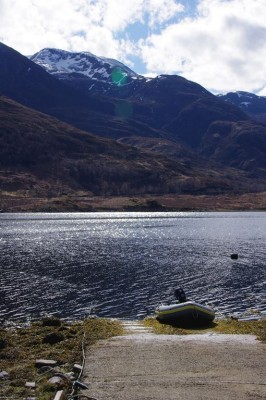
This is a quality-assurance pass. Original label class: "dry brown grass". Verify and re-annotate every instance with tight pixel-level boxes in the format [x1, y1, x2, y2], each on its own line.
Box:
[0, 317, 124, 399]
[143, 317, 266, 342]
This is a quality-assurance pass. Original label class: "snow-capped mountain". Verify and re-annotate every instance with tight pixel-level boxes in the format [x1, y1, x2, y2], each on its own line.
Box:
[29, 48, 146, 98]
[30, 48, 139, 80]
[218, 91, 266, 124]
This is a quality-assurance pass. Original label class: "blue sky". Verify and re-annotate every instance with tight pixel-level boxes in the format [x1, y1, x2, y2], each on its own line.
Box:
[0, 0, 265, 95]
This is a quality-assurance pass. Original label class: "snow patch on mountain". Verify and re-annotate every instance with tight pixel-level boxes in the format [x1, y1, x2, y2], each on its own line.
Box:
[29, 48, 141, 83]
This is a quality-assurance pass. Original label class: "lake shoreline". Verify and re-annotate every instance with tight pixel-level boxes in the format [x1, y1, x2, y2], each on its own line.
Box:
[1, 191, 266, 212]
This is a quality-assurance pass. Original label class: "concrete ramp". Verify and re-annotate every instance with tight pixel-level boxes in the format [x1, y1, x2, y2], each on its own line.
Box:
[81, 320, 266, 400]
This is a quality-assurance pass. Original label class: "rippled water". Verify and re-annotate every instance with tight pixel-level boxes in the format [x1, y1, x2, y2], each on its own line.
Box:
[0, 212, 265, 322]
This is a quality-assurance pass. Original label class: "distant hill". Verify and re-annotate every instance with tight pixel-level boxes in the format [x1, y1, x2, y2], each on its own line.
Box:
[218, 91, 266, 125]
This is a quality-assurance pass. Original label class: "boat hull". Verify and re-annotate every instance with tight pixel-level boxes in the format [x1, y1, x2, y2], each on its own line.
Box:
[155, 301, 215, 324]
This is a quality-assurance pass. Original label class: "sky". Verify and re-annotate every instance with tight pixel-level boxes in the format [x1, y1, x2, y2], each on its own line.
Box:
[0, 0, 266, 95]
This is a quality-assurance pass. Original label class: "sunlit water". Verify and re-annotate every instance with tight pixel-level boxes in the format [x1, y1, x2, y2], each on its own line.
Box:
[0, 212, 265, 322]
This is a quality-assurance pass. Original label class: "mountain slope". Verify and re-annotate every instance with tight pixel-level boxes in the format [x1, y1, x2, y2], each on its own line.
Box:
[0, 95, 177, 196]
[201, 120, 266, 177]
[1, 95, 262, 198]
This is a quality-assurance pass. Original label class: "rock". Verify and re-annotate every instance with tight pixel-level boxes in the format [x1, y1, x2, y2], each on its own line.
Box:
[25, 381, 36, 388]
[0, 370, 9, 379]
[48, 376, 64, 385]
[35, 359, 57, 368]
[73, 363, 82, 373]
[53, 390, 64, 400]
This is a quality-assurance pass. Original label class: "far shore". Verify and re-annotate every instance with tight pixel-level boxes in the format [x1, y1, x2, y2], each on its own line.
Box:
[1, 191, 266, 212]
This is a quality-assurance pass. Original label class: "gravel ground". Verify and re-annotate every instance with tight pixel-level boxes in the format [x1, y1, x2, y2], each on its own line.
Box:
[81, 321, 266, 400]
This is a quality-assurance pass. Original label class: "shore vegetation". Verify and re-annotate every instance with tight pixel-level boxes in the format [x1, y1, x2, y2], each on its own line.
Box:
[0, 316, 124, 399]
[143, 317, 266, 342]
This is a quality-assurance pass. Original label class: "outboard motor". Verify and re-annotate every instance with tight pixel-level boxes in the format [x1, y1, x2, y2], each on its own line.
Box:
[174, 287, 186, 303]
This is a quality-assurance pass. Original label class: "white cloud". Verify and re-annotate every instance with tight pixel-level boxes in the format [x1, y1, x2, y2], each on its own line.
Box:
[0, 0, 183, 61]
[144, 0, 184, 28]
[99, 0, 144, 31]
[0, 0, 265, 93]
[138, 0, 266, 93]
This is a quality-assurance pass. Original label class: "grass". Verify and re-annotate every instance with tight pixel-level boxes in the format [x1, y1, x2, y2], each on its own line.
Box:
[143, 317, 266, 342]
[0, 317, 124, 399]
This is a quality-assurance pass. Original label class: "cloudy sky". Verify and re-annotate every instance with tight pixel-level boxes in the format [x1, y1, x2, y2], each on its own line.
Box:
[0, 0, 265, 95]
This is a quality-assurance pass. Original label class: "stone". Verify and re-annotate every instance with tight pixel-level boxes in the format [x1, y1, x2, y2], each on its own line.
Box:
[48, 376, 64, 385]
[0, 370, 9, 379]
[73, 363, 82, 373]
[25, 381, 36, 388]
[53, 390, 64, 400]
[35, 359, 57, 368]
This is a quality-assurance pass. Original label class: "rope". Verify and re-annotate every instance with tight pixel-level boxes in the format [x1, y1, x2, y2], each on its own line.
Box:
[68, 304, 98, 400]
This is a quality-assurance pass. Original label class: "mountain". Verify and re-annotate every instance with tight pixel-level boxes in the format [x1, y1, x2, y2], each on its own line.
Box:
[30, 48, 146, 99]
[2, 95, 257, 202]
[1, 42, 266, 190]
[29, 47, 252, 150]
[0, 42, 160, 140]
[218, 91, 266, 125]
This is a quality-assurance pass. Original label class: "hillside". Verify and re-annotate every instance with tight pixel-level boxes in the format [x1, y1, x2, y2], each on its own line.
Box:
[0, 96, 180, 197]
[3, 96, 259, 197]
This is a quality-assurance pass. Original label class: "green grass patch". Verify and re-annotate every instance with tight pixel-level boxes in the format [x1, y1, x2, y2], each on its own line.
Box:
[143, 317, 266, 342]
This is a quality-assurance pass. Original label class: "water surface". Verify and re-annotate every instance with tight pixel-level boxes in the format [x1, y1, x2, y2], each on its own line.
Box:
[0, 212, 265, 322]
